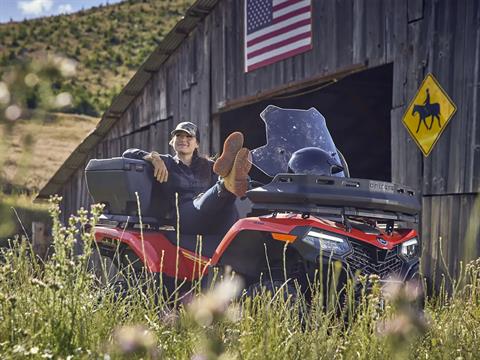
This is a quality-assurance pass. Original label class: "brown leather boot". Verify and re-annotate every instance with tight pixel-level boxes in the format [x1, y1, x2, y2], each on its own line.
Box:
[213, 131, 244, 177]
[223, 148, 252, 197]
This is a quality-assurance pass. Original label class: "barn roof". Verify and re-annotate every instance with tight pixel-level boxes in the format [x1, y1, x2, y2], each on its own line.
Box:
[36, 0, 218, 200]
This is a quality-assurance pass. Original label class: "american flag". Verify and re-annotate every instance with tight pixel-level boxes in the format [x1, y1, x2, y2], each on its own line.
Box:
[244, 0, 312, 72]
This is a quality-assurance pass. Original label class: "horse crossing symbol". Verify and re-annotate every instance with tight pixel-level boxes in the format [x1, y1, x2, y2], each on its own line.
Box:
[402, 73, 456, 157]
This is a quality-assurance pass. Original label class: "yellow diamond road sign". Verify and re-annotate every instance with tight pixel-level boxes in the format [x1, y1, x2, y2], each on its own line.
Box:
[402, 73, 457, 157]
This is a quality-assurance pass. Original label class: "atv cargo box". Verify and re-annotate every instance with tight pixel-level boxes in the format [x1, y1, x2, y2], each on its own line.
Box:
[85, 157, 171, 226]
[247, 174, 421, 222]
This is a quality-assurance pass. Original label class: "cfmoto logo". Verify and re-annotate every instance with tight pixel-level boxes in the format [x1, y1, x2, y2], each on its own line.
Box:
[377, 238, 388, 246]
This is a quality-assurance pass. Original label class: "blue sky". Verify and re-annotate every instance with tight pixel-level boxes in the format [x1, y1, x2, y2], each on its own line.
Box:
[0, 0, 123, 23]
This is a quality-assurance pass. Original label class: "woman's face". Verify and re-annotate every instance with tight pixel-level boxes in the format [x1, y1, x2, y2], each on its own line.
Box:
[172, 132, 199, 156]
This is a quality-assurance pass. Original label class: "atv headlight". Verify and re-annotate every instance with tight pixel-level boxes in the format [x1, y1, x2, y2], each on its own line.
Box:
[400, 237, 419, 260]
[302, 230, 350, 256]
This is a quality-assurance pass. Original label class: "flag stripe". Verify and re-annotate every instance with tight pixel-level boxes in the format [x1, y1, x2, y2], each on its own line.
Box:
[273, 0, 303, 12]
[247, 18, 311, 46]
[247, 44, 312, 71]
[246, 12, 311, 42]
[273, 0, 310, 18]
[247, 31, 311, 59]
[247, 37, 312, 66]
[272, 5, 311, 23]
[272, 0, 293, 5]
[247, 23, 311, 52]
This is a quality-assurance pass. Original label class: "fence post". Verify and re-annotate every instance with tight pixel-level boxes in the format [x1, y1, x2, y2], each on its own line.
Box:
[32, 222, 48, 260]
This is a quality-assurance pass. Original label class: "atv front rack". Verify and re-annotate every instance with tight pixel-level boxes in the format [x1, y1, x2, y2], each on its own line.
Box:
[246, 174, 421, 223]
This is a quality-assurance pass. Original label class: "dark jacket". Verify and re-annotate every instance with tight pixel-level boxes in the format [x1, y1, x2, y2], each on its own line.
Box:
[122, 148, 217, 207]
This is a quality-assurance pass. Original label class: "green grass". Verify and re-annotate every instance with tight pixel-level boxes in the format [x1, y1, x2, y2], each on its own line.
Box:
[0, 198, 479, 359]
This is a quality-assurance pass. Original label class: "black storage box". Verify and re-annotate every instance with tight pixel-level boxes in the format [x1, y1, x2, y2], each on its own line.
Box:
[85, 157, 163, 221]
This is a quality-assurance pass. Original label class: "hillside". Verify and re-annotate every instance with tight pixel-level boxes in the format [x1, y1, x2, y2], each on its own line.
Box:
[0, 0, 195, 116]
[0, 0, 195, 192]
[0, 0, 195, 240]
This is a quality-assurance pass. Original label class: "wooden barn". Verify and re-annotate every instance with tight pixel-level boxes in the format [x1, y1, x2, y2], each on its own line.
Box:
[37, 0, 479, 279]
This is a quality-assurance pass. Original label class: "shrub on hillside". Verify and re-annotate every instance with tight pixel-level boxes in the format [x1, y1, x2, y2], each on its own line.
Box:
[109, 35, 121, 46]
[65, 94, 99, 117]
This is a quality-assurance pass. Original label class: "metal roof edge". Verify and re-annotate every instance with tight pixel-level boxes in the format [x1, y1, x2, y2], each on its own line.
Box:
[35, 0, 219, 202]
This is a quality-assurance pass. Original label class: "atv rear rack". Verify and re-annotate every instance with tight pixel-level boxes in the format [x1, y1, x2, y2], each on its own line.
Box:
[247, 174, 421, 223]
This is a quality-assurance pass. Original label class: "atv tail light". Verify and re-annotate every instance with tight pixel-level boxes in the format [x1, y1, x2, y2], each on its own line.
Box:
[400, 237, 419, 260]
[271, 232, 297, 243]
[302, 230, 350, 256]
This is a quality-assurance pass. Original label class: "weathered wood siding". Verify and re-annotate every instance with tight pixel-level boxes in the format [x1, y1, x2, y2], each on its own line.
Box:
[422, 194, 480, 283]
[57, 0, 480, 277]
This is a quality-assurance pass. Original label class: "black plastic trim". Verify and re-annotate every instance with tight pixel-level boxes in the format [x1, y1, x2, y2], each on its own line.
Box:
[247, 174, 420, 222]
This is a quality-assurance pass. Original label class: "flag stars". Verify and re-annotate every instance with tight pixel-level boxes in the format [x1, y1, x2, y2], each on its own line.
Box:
[247, 0, 272, 33]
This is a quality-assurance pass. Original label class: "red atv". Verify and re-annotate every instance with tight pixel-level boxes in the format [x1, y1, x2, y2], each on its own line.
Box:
[86, 106, 421, 300]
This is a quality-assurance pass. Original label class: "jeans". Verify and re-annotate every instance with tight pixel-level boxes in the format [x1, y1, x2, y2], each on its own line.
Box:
[176, 181, 238, 236]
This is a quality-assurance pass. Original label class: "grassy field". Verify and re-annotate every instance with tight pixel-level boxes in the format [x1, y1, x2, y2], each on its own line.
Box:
[0, 112, 98, 241]
[0, 200, 479, 359]
[0, 113, 98, 193]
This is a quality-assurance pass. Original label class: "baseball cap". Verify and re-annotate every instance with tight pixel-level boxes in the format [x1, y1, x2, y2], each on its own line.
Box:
[171, 122, 200, 141]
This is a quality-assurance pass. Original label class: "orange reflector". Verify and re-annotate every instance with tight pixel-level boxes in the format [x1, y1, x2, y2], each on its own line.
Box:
[271, 232, 297, 243]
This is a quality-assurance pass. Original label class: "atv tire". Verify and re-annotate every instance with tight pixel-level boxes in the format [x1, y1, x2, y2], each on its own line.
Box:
[246, 280, 298, 302]
[88, 247, 128, 296]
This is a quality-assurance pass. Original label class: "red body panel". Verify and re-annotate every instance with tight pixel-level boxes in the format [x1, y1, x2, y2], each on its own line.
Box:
[95, 213, 418, 277]
[94, 227, 209, 280]
[210, 214, 417, 265]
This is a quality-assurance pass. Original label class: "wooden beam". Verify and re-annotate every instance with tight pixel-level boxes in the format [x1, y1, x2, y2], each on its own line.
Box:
[210, 114, 221, 156]
[214, 63, 368, 114]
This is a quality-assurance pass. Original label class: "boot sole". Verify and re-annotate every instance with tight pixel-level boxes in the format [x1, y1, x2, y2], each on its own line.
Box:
[224, 148, 252, 197]
[213, 132, 244, 177]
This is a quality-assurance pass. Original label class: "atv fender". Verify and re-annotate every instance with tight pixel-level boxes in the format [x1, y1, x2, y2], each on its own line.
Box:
[210, 218, 307, 279]
[94, 226, 209, 280]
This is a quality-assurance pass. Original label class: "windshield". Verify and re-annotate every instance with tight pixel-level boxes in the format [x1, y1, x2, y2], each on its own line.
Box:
[252, 106, 342, 177]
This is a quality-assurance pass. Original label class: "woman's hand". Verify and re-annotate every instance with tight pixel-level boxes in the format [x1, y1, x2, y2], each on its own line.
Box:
[143, 151, 168, 183]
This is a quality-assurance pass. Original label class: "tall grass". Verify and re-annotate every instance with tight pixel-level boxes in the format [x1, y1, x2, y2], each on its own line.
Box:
[0, 198, 479, 359]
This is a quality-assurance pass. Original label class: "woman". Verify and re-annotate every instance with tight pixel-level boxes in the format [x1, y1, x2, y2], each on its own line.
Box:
[123, 121, 251, 235]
